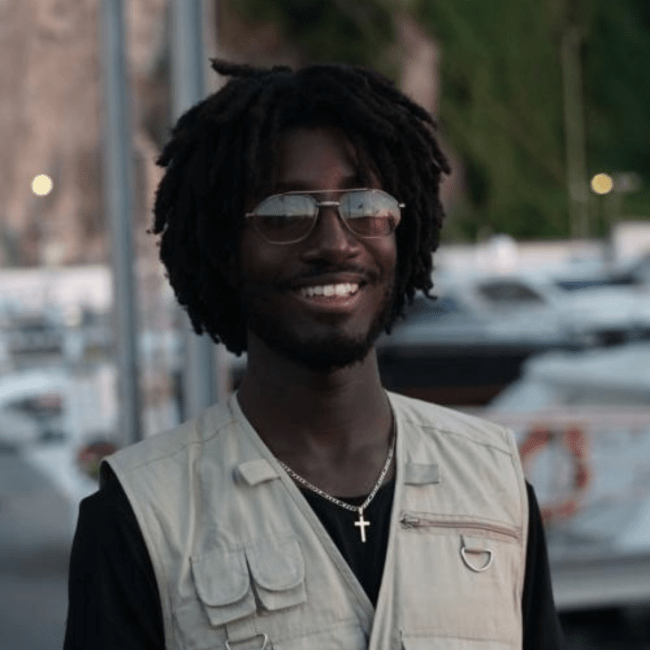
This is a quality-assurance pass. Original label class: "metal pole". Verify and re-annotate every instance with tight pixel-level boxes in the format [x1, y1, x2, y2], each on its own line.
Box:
[99, 0, 142, 444]
[171, 0, 218, 418]
[561, 28, 589, 241]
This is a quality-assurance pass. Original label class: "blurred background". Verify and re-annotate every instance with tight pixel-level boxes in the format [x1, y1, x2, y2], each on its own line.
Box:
[1, 1, 650, 648]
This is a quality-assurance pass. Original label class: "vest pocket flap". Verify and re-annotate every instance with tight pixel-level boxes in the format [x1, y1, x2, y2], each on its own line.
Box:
[274, 625, 368, 650]
[403, 638, 512, 650]
[191, 547, 251, 606]
[246, 537, 304, 591]
[246, 536, 307, 612]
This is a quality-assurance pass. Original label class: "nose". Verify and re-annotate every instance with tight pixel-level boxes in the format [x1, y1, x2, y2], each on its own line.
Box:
[300, 205, 360, 262]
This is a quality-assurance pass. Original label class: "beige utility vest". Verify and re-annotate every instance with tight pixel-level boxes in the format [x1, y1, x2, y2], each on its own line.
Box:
[106, 391, 528, 650]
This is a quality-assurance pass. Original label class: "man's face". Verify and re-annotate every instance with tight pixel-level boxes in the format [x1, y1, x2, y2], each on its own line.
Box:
[236, 126, 398, 371]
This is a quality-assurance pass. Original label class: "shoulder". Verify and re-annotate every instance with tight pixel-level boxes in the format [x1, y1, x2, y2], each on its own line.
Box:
[107, 398, 237, 474]
[72, 466, 148, 558]
[387, 390, 516, 455]
[389, 391, 529, 557]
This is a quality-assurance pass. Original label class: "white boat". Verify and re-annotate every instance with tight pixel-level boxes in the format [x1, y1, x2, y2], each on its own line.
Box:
[378, 266, 650, 406]
[482, 343, 650, 610]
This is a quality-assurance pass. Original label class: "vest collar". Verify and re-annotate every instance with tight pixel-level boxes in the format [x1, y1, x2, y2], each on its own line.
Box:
[229, 392, 442, 489]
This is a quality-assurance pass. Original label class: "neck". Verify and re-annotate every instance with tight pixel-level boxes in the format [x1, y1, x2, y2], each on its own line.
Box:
[237, 334, 392, 460]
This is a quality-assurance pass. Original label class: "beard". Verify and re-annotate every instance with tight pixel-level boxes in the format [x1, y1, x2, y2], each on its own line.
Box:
[243, 278, 396, 372]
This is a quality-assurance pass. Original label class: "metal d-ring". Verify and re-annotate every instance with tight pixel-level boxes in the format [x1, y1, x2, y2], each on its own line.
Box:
[225, 633, 269, 650]
[461, 546, 493, 572]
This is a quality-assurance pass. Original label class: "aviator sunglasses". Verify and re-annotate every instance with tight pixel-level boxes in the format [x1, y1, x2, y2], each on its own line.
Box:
[245, 188, 404, 245]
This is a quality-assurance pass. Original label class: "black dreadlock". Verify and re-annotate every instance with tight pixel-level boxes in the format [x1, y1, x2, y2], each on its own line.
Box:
[153, 59, 450, 355]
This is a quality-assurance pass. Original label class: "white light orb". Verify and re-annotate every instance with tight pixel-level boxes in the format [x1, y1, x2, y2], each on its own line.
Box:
[590, 173, 614, 195]
[31, 174, 53, 196]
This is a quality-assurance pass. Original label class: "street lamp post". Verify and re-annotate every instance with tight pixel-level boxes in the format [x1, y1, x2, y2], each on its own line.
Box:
[170, 0, 223, 420]
[99, 0, 142, 445]
[562, 28, 589, 241]
[590, 172, 643, 262]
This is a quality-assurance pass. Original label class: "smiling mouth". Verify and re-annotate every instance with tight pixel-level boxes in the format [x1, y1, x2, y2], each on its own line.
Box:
[298, 282, 360, 299]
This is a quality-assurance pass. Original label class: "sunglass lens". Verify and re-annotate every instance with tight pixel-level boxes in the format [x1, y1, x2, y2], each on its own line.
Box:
[251, 194, 316, 243]
[340, 190, 401, 237]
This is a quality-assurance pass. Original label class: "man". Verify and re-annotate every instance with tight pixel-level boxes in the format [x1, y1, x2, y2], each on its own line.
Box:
[65, 60, 563, 649]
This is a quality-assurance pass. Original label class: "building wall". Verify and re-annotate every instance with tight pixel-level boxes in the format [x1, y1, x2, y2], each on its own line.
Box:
[0, 0, 167, 267]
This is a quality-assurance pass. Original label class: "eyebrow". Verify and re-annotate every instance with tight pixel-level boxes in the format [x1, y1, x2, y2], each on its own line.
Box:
[272, 175, 365, 194]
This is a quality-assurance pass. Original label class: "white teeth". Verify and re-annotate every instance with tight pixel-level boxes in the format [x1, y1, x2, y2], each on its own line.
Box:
[299, 283, 359, 298]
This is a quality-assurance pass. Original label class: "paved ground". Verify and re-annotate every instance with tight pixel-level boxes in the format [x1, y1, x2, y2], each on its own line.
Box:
[1, 448, 649, 650]
[0, 451, 71, 650]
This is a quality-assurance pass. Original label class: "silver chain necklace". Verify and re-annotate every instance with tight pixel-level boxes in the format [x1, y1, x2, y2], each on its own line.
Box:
[278, 437, 395, 543]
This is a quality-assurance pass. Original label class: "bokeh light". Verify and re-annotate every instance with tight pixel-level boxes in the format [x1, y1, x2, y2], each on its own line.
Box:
[31, 174, 53, 196]
[590, 173, 614, 195]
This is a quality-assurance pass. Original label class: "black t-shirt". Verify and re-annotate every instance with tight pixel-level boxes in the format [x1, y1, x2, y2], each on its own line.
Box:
[64, 465, 564, 650]
[302, 480, 395, 605]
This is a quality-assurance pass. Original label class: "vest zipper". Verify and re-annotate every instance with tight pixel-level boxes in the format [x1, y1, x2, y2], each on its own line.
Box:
[399, 512, 521, 542]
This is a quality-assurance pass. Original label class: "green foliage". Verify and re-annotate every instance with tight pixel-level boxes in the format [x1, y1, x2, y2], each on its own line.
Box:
[224, 0, 650, 240]
[414, 0, 569, 240]
[416, 0, 650, 240]
[581, 0, 650, 223]
[584, 1, 650, 177]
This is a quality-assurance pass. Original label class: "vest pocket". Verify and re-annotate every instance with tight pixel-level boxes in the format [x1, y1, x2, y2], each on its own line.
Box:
[188, 535, 308, 632]
[397, 512, 522, 642]
[191, 545, 257, 627]
[273, 625, 368, 650]
[246, 535, 306, 612]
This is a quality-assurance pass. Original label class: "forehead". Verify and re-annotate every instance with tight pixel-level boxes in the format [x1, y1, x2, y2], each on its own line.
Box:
[273, 126, 366, 192]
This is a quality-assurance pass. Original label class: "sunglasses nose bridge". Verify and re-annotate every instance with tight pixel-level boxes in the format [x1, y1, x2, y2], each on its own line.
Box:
[308, 199, 356, 244]
[315, 200, 343, 217]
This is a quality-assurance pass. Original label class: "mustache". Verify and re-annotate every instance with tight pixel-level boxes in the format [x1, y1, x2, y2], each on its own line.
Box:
[279, 264, 382, 290]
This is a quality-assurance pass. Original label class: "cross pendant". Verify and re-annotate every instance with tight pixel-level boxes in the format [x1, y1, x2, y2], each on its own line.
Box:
[354, 509, 370, 543]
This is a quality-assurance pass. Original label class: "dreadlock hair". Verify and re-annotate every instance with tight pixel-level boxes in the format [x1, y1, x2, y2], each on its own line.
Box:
[153, 59, 450, 355]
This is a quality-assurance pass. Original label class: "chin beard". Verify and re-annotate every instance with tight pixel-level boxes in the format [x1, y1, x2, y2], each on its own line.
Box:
[252, 322, 384, 372]
[245, 285, 395, 372]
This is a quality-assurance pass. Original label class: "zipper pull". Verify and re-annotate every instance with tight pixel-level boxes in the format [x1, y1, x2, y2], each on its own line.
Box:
[400, 514, 421, 528]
